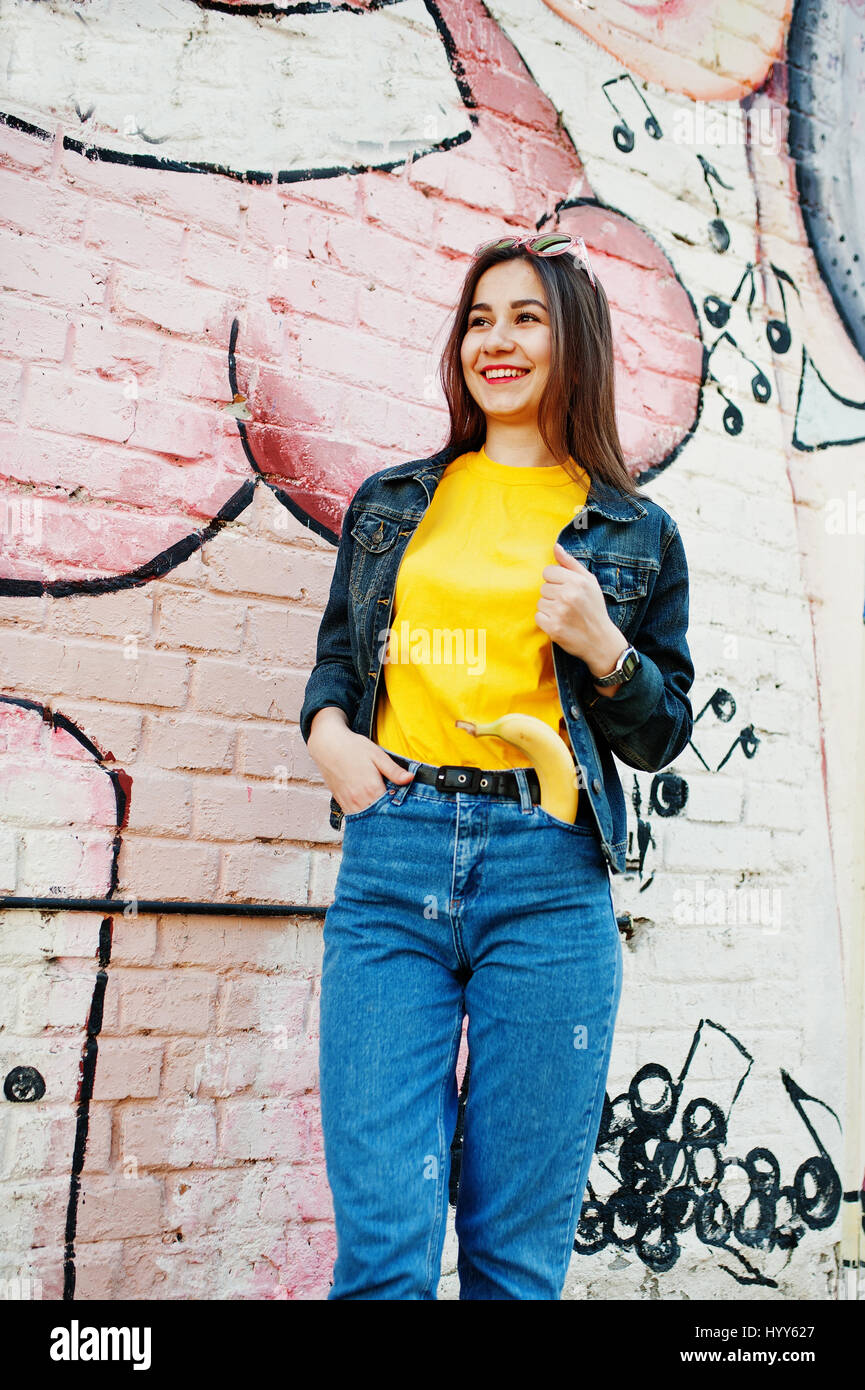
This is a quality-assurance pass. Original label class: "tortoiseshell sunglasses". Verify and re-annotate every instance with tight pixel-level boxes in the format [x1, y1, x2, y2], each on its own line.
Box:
[472, 232, 598, 296]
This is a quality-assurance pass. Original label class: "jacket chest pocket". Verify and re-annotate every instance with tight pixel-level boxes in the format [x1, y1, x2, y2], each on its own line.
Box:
[349, 509, 403, 604]
[586, 558, 654, 634]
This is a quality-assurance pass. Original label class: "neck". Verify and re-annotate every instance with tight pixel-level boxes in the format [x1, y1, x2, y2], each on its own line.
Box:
[482, 425, 562, 469]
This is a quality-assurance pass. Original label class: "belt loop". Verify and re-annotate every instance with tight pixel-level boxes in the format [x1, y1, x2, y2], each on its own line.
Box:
[390, 759, 420, 805]
[513, 766, 533, 814]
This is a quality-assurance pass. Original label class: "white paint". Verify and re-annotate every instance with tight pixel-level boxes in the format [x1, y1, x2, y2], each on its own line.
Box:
[0, 0, 469, 175]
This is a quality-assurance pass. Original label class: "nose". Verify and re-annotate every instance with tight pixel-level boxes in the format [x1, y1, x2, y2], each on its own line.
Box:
[482, 321, 515, 353]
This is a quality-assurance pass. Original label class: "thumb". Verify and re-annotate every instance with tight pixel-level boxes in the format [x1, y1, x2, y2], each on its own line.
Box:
[380, 752, 415, 782]
[553, 540, 584, 569]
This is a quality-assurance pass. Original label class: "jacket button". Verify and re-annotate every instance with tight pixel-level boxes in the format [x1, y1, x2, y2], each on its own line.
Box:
[592, 777, 602, 793]
[569, 703, 580, 718]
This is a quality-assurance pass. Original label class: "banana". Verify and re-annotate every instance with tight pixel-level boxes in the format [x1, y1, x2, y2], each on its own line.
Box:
[454, 713, 579, 823]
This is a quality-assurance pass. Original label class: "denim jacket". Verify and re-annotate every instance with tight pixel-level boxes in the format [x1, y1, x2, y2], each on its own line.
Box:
[299, 443, 694, 874]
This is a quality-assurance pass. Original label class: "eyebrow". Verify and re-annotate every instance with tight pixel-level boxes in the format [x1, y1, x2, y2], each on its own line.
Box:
[468, 298, 548, 313]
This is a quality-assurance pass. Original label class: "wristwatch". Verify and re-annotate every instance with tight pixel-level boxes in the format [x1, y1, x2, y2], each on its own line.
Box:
[592, 644, 641, 687]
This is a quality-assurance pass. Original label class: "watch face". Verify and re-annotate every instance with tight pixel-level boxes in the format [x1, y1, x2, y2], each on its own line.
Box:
[621, 649, 640, 680]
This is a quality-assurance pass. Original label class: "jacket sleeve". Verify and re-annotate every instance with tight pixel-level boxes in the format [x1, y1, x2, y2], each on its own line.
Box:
[298, 478, 370, 745]
[580, 520, 694, 772]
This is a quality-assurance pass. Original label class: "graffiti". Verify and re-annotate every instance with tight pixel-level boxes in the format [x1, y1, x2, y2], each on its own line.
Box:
[793, 349, 865, 453]
[788, 0, 865, 364]
[620, 688, 759, 883]
[690, 688, 760, 773]
[697, 155, 734, 255]
[0, 0, 853, 1303]
[0, 0, 714, 575]
[448, 1019, 841, 1287]
[3, 1065, 46, 1102]
[0, 697, 127, 1301]
[63, 914, 115, 1301]
[628, 772, 689, 884]
[601, 74, 663, 153]
[572, 1020, 842, 1287]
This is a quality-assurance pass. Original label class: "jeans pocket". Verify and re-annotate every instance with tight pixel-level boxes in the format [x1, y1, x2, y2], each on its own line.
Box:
[341, 782, 393, 822]
[533, 803, 595, 836]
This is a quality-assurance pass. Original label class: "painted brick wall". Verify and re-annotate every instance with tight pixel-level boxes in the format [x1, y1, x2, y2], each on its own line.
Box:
[0, 0, 862, 1301]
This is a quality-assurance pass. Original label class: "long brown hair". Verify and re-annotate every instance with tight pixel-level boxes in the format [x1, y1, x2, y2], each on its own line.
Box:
[438, 244, 638, 495]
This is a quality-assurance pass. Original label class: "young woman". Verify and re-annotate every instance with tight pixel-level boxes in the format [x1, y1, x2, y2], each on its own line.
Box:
[300, 231, 695, 1300]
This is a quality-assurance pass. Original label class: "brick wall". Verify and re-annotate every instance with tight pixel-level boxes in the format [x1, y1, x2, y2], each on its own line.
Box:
[0, 0, 862, 1301]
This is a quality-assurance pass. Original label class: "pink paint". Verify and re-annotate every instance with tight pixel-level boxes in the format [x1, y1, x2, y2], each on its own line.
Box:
[543, 0, 792, 100]
[1, 0, 703, 575]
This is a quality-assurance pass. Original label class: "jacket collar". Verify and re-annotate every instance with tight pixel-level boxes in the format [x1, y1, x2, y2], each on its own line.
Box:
[379, 444, 647, 521]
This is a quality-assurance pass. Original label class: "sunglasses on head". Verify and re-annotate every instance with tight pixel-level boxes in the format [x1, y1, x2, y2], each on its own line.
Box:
[472, 232, 598, 296]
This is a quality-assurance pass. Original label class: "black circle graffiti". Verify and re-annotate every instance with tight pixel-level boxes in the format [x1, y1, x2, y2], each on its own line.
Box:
[4, 1065, 46, 1102]
[794, 1153, 841, 1230]
[574, 1075, 842, 1281]
[649, 772, 688, 818]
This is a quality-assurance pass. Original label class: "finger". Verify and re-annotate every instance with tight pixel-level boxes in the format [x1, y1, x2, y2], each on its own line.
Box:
[379, 753, 414, 781]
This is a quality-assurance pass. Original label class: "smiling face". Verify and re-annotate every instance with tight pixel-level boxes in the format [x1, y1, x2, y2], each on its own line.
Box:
[460, 258, 554, 427]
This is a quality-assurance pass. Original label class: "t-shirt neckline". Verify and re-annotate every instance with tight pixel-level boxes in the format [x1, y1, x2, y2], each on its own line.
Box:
[466, 445, 587, 488]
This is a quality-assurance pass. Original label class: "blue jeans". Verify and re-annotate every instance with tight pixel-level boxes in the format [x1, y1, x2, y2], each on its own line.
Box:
[318, 760, 623, 1300]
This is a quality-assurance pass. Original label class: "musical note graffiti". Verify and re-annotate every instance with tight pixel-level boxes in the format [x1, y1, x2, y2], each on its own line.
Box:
[697, 155, 733, 254]
[622, 688, 759, 884]
[601, 73, 663, 153]
[449, 1019, 841, 1287]
[593, 63, 864, 453]
[689, 688, 760, 773]
[572, 1019, 842, 1287]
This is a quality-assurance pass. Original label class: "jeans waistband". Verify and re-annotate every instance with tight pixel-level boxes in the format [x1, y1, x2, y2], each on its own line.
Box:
[386, 749, 540, 800]
[385, 749, 596, 828]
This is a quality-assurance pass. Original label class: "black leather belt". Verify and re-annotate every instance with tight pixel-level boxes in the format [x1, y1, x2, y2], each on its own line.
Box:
[387, 751, 541, 803]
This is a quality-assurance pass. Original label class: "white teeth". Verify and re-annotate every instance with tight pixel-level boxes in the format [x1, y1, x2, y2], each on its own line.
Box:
[482, 368, 529, 379]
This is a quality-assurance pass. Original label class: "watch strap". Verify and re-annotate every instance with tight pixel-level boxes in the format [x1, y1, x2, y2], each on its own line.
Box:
[592, 645, 640, 687]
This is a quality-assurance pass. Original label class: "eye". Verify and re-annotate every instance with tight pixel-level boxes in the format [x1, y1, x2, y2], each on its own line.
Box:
[467, 311, 541, 328]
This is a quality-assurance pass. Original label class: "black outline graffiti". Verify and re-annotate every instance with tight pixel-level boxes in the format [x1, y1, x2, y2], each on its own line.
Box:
[227, 318, 343, 546]
[546, 196, 707, 488]
[0, 0, 476, 185]
[0, 475, 256, 599]
[0, 696, 127, 1301]
[622, 688, 759, 882]
[792, 346, 865, 453]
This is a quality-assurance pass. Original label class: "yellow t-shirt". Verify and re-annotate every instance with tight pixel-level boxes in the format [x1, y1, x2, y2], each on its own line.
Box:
[374, 445, 591, 768]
